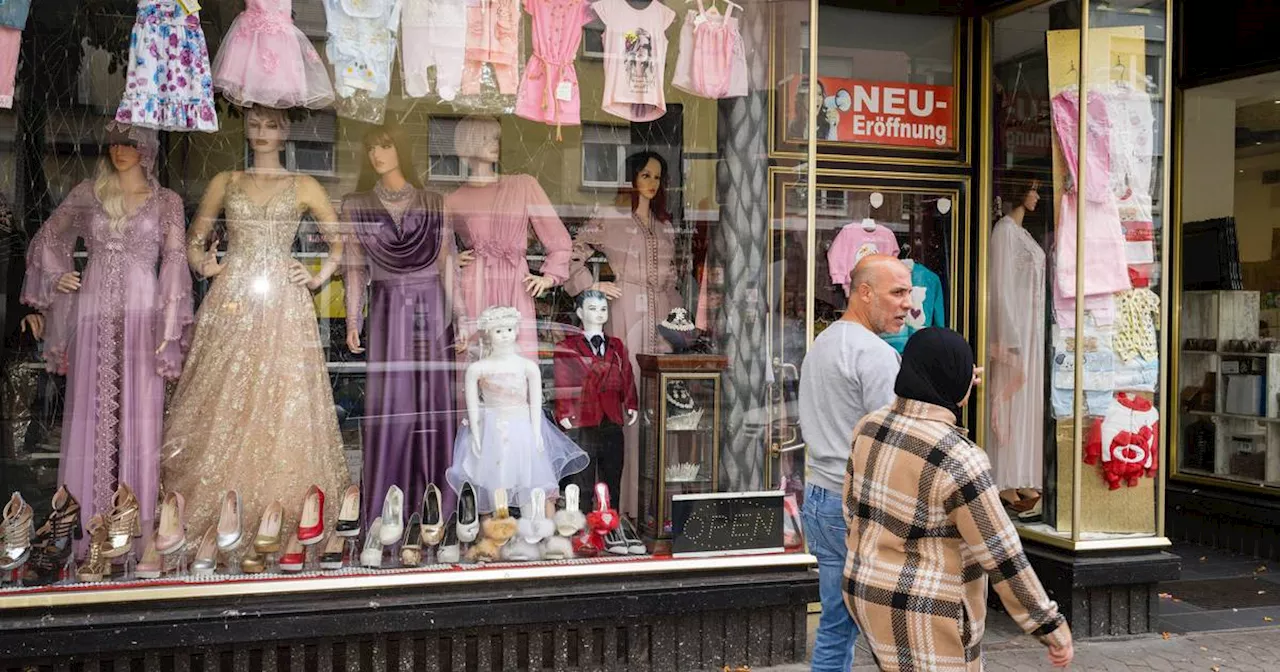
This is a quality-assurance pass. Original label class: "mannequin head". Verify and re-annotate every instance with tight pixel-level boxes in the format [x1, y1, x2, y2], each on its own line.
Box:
[454, 116, 501, 165]
[245, 107, 290, 157]
[626, 150, 670, 221]
[109, 144, 143, 174]
[1000, 174, 1042, 217]
[575, 290, 610, 331]
[477, 306, 521, 355]
[357, 121, 423, 192]
[95, 140, 153, 234]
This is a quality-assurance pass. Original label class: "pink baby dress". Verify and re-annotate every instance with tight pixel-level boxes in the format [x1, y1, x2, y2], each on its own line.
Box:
[515, 0, 592, 136]
[212, 0, 335, 109]
[671, 0, 746, 99]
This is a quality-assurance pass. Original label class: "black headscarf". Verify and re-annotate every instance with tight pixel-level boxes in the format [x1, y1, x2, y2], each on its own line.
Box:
[894, 328, 974, 421]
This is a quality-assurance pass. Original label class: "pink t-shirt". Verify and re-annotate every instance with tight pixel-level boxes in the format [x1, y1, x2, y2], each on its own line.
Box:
[594, 0, 676, 122]
[827, 222, 900, 291]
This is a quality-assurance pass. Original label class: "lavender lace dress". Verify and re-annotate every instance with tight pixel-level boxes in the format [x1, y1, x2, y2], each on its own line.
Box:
[21, 181, 194, 536]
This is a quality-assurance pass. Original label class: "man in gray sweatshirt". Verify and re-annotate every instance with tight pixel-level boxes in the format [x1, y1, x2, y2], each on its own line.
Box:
[799, 254, 912, 672]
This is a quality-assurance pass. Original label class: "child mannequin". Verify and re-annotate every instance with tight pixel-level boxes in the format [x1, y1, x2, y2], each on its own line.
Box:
[446, 306, 588, 514]
[554, 290, 637, 513]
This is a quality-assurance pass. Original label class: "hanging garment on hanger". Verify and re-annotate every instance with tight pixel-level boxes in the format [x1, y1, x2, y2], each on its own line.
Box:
[402, 0, 467, 101]
[213, 0, 336, 109]
[515, 0, 592, 132]
[594, 0, 676, 122]
[1084, 392, 1159, 490]
[324, 0, 400, 123]
[671, 0, 746, 99]
[827, 220, 898, 293]
[462, 0, 521, 96]
[0, 0, 30, 109]
[115, 0, 218, 131]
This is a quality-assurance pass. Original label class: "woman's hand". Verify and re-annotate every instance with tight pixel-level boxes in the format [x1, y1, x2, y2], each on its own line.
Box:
[20, 314, 44, 341]
[197, 232, 226, 279]
[289, 261, 321, 289]
[1047, 641, 1073, 668]
[591, 281, 623, 300]
[346, 330, 364, 354]
[55, 272, 81, 293]
[457, 249, 475, 269]
[523, 273, 554, 297]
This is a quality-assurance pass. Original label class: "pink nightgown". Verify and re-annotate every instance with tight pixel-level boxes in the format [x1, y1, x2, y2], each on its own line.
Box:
[445, 175, 572, 355]
[515, 0, 592, 130]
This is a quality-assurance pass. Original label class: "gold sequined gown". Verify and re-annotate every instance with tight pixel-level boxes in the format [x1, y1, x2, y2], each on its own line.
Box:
[161, 176, 349, 546]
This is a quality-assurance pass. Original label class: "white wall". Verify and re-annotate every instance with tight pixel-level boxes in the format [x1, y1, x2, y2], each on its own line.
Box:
[1181, 95, 1237, 223]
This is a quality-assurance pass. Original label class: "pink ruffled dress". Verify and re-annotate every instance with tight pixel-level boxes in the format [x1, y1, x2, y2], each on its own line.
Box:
[212, 0, 335, 109]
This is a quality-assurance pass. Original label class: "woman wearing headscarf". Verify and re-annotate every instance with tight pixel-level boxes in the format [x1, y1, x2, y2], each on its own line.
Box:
[841, 328, 1073, 671]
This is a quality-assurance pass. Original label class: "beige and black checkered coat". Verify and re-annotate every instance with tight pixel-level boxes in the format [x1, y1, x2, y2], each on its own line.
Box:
[842, 398, 1070, 671]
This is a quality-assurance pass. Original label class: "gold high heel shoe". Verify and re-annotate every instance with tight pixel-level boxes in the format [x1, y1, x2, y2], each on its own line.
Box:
[253, 500, 284, 554]
[76, 515, 111, 582]
[102, 484, 141, 559]
[0, 492, 34, 571]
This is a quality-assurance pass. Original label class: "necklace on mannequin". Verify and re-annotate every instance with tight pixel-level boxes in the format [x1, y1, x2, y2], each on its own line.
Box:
[374, 179, 416, 203]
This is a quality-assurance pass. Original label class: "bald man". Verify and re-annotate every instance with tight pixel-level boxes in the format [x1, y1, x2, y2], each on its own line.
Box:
[798, 254, 913, 672]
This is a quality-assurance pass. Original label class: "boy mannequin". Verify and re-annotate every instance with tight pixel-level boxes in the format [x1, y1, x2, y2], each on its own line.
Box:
[554, 290, 638, 512]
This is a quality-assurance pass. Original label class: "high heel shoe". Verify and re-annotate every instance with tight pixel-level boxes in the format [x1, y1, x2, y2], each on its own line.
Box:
[135, 535, 164, 579]
[620, 518, 647, 555]
[253, 501, 284, 554]
[297, 485, 325, 545]
[155, 491, 187, 555]
[379, 486, 404, 545]
[553, 484, 585, 537]
[76, 515, 111, 582]
[456, 482, 479, 543]
[319, 533, 345, 570]
[470, 489, 517, 564]
[517, 488, 554, 544]
[421, 484, 444, 546]
[437, 514, 461, 564]
[541, 535, 573, 560]
[279, 533, 306, 572]
[335, 485, 360, 537]
[400, 512, 423, 567]
[27, 486, 81, 580]
[0, 492, 34, 571]
[191, 526, 219, 576]
[102, 484, 141, 559]
[240, 552, 266, 574]
[215, 490, 242, 551]
[362, 517, 385, 568]
[587, 482, 620, 536]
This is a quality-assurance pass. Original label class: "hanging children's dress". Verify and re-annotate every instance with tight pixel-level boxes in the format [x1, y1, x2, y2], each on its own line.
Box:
[462, 0, 520, 96]
[212, 0, 336, 109]
[401, 0, 467, 101]
[671, 0, 746, 99]
[323, 0, 400, 123]
[593, 0, 676, 122]
[0, 0, 31, 109]
[115, 0, 218, 132]
[515, 0, 591, 134]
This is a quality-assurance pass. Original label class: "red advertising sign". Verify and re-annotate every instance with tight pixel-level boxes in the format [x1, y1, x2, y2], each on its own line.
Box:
[787, 77, 955, 149]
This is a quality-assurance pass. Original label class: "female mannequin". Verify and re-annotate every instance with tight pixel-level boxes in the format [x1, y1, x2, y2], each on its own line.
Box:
[161, 106, 350, 544]
[988, 181, 1046, 491]
[564, 150, 682, 516]
[21, 130, 193, 544]
[445, 306, 587, 514]
[443, 116, 572, 356]
[343, 121, 459, 524]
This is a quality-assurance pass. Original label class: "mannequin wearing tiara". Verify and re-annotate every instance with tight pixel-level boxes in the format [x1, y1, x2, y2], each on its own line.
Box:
[446, 306, 588, 515]
[21, 128, 194, 539]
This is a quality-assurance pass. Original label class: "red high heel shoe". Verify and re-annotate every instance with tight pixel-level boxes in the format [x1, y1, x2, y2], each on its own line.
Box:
[578, 483, 619, 557]
[297, 485, 325, 545]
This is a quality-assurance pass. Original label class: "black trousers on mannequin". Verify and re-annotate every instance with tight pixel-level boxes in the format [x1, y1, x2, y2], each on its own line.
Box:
[562, 420, 624, 513]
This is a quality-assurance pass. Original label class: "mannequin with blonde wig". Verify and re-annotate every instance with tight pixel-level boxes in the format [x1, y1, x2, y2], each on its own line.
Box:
[20, 127, 194, 558]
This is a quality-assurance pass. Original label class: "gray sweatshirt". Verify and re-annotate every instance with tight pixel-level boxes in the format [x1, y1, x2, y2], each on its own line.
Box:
[798, 320, 901, 495]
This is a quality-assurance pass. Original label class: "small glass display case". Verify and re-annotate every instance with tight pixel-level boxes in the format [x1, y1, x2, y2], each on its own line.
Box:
[636, 354, 728, 550]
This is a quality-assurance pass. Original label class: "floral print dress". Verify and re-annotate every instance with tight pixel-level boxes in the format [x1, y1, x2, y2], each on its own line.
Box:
[114, 0, 218, 132]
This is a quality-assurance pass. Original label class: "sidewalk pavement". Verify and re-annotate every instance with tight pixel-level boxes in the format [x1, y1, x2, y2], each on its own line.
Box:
[757, 612, 1280, 671]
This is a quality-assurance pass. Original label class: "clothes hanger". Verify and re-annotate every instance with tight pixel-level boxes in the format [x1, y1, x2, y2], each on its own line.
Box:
[860, 216, 877, 232]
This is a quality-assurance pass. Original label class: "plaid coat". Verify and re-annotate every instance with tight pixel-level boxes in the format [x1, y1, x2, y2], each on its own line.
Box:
[843, 398, 1070, 671]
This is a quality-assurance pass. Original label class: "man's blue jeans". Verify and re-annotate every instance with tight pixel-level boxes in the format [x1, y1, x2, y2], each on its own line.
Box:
[802, 483, 858, 672]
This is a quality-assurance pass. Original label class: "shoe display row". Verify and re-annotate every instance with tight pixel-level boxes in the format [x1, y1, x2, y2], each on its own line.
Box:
[0, 479, 651, 587]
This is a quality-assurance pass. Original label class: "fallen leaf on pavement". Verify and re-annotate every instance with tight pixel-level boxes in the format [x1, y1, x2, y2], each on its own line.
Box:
[1264, 616, 1273, 622]
[1200, 556, 1208, 563]
[1260, 590, 1268, 595]
[1200, 647, 1208, 651]
[1162, 632, 1171, 640]
[1159, 592, 1173, 599]
[1211, 666, 1220, 671]
[1257, 565, 1269, 573]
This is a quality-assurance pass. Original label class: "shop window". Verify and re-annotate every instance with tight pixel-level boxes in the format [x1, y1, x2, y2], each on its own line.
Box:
[426, 117, 473, 182]
[984, 0, 1170, 547]
[581, 124, 630, 188]
[582, 18, 606, 60]
[241, 111, 338, 176]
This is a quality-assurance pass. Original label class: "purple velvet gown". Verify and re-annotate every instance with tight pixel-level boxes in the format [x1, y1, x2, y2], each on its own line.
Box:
[21, 181, 193, 539]
[343, 188, 458, 523]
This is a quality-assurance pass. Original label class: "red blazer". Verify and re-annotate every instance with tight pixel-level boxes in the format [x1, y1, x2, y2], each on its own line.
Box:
[554, 333, 638, 428]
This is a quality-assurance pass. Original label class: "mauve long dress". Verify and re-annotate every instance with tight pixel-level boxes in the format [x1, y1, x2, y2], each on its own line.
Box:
[21, 181, 194, 544]
[343, 189, 458, 522]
